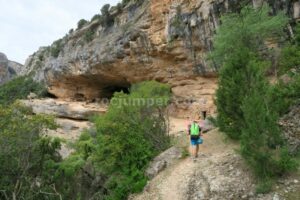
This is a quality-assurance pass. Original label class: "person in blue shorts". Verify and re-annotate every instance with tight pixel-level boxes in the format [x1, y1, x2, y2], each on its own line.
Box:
[188, 117, 203, 160]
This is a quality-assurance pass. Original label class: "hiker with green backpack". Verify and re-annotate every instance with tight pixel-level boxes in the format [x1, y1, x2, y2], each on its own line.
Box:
[188, 116, 203, 161]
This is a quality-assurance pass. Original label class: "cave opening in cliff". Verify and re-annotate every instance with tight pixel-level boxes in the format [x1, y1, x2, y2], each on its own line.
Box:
[45, 92, 57, 99]
[102, 84, 131, 99]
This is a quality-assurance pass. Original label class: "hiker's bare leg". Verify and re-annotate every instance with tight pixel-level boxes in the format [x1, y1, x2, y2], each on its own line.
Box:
[193, 146, 197, 158]
[190, 145, 195, 157]
[196, 144, 199, 157]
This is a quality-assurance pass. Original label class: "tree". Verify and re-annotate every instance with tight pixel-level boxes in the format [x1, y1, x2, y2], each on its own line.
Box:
[53, 81, 171, 200]
[100, 4, 114, 27]
[50, 39, 63, 58]
[279, 24, 300, 74]
[211, 4, 288, 139]
[0, 103, 61, 200]
[0, 76, 46, 106]
[77, 19, 88, 29]
[240, 64, 297, 192]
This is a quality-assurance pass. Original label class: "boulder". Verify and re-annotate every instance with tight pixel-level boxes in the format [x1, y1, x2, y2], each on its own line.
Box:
[146, 147, 182, 179]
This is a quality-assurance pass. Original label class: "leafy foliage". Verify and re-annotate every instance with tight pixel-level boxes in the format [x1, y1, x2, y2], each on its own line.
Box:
[0, 76, 47, 106]
[0, 103, 61, 200]
[77, 19, 88, 30]
[211, 5, 288, 66]
[279, 24, 300, 74]
[268, 75, 300, 115]
[50, 39, 63, 58]
[240, 63, 296, 180]
[92, 81, 170, 199]
[100, 4, 114, 27]
[91, 14, 101, 22]
[212, 5, 288, 139]
[53, 81, 171, 199]
[211, 4, 297, 192]
[84, 29, 96, 42]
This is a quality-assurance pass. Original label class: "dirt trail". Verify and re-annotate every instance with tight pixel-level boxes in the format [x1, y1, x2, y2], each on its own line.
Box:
[131, 118, 300, 200]
[132, 118, 251, 200]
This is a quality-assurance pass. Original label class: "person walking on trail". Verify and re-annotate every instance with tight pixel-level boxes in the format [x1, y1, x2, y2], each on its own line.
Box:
[188, 117, 203, 161]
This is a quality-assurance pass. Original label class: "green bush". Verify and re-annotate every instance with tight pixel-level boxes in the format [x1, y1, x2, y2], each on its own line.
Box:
[0, 76, 47, 106]
[54, 81, 171, 199]
[268, 75, 300, 115]
[255, 179, 274, 194]
[100, 4, 114, 27]
[211, 4, 298, 191]
[50, 39, 63, 57]
[92, 82, 170, 199]
[101, 4, 110, 16]
[77, 19, 88, 29]
[279, 24, 300, 74]
[211, 5, 288, 139]
[91, 14, 101, 22]
[240, 63, 296, 182]
[0, 103, 61, 200]
[84, 29, 95, 42]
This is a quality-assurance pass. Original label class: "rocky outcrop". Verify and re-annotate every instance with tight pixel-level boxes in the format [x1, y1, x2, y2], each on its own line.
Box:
[47, 118, 93, 158]
[21, 98, 107, 120]
[146, 147, 182, 179]
[21, 98, 107, 158]
[21, 0, 300, 116]
[0, 52, 23, 85]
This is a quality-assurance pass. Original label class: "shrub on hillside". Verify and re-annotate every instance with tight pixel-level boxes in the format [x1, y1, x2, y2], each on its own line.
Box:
[0, 103, 61, 200]
[91, 14, 101, 22]
[210, 4, 297, 192]
[240, 61, 297, 186]
[279, 24, 300, 74]
[83, 29, 95, 42]
[211, 5, 288, 139]
[54, 81, 171, 199]
[0, 76, 47, 106]
[92, 81, 170, 199]
[100, 4, 114, 27]
[268, 75, 300, 115]
[77, 19, 88, 30]
[50, 39, 63, 58]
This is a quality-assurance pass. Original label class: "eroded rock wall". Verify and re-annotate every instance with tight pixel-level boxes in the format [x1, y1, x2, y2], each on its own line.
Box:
[22, 0, 300, 117]
[0, 52, 23, 85]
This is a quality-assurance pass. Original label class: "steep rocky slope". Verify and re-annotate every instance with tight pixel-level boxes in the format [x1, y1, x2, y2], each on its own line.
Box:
[0, 52, 23, 85]
[21, 0, 300, 117]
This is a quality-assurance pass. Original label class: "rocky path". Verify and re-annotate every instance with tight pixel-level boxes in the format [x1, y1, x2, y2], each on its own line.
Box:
[131, 118, 300, 200]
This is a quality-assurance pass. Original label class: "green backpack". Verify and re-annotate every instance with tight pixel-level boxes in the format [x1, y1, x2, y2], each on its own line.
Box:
[190, 123, 200, 139]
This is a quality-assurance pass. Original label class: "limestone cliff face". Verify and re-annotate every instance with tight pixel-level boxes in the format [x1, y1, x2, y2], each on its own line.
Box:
[22, 0, 300, 116]
[0, 52, 23, 85]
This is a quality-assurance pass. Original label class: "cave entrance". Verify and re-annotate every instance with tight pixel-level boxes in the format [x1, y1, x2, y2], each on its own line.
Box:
[101, 84, 131, 99]
[45, 92, 58, 99]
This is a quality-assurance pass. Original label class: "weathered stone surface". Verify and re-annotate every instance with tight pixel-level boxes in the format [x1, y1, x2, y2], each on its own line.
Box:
[21, 98, 107, 120]
[47, 118, 93, 158]
[0, 52, 9, 84]
[279, 104, 300, 155]
[0, 52, 22, 85]
[145, 146, 182, 179]
[21, 0, 298, 116]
